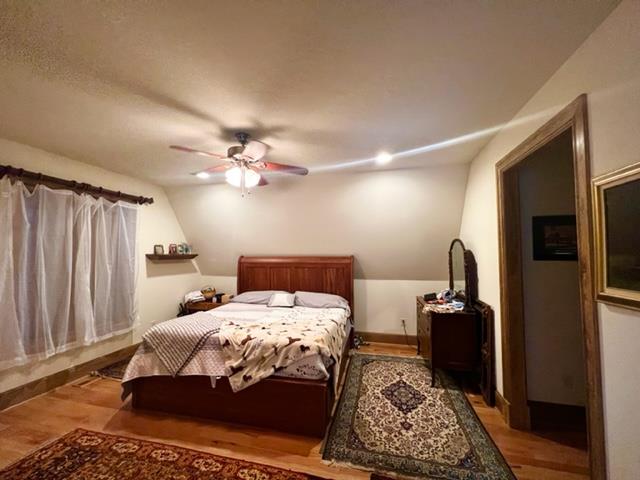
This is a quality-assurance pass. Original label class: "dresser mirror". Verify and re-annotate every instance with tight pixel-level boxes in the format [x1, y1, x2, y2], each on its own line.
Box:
[448, 238, 478, 306]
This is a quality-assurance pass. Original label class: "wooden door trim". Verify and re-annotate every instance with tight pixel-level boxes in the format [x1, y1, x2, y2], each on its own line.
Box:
[495, 95, 606, 479]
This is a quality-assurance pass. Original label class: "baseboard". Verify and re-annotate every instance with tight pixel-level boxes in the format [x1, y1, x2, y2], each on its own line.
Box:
[357, 331, 418, 346]
[0, 343, 139, 411]
[528, 400, 587, 431]
[495, 389, 510, 425]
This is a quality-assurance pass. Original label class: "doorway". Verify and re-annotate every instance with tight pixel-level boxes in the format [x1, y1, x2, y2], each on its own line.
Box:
[496, 95, 606, 479]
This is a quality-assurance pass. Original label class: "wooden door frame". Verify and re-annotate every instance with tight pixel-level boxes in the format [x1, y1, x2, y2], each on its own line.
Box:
[496, 95, 606, 479]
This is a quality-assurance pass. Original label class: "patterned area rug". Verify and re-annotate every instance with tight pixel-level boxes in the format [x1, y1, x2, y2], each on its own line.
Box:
[323, 353, 514, 479]
[97, 357, 132, 379]
[0, 429, 328, 479]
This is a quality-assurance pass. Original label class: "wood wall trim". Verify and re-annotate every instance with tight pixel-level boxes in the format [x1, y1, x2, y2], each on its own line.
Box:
[357, 331, 418, 346]
[495, 94, 606, 479]
[0, 343, 139, 411]
[495, 389, 511, 425]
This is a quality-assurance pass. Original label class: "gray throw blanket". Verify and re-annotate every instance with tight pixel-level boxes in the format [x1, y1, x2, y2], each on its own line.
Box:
[142, 312, 222, 376]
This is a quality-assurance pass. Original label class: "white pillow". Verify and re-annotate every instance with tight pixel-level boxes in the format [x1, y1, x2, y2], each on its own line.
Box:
[268, 292, 296, 308]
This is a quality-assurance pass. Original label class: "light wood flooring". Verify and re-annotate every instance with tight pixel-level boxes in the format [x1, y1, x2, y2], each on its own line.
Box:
[0, 343, 589, 479]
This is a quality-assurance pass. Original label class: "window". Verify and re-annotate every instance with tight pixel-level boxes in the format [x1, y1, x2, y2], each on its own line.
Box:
[0, 177, 138, 369]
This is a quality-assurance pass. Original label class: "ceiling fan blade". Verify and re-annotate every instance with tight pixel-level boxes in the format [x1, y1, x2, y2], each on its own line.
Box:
[241, 140, 268, 161]
[204, 163, 231, 173]
[262, 162, 309, 176]
[190, 163, 231, 177]
[170, 145, 227, 159]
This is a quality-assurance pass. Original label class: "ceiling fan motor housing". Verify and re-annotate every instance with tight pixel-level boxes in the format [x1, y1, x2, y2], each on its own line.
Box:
[235, 131, 250, 146]
[227, 145, 244, 158]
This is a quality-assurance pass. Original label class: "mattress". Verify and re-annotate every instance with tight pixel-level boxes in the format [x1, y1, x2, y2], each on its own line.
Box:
[122, 303, 351, 389]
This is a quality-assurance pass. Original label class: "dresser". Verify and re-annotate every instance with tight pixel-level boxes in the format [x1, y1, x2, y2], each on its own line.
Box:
[416, 296, 479, 387]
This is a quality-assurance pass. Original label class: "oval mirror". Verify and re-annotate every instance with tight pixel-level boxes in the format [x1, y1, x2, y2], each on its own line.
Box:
[448, 238, 478, 305]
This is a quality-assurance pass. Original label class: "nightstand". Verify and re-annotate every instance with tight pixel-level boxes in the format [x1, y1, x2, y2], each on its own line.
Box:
[416, 296, 479, 386]
[184, 301, 226, 314]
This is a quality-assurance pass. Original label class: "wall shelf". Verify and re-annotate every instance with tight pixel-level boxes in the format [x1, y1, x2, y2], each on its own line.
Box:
[145, 253, 198, 261]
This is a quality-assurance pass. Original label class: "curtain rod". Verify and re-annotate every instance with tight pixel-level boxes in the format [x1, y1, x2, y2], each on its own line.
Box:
[0, 164, 154, 205]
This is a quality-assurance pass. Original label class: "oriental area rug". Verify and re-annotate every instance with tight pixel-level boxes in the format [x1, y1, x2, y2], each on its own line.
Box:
[323, 353, 515, 479]
[0, 429, 328, 480]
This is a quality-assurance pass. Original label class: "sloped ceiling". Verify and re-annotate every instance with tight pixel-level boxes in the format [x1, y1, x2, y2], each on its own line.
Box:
[0, 1, 619, 280]
[0, 0, 618, 186]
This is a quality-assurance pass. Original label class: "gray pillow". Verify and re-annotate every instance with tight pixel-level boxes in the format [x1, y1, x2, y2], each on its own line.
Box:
[294, 291, 350, 310]
[231, 290, 288, 305]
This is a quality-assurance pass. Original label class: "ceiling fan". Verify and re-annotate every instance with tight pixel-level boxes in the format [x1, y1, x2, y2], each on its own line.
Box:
[170, 132, 308, 195]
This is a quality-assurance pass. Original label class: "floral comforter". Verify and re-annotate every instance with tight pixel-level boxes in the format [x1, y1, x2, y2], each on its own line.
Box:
[218, 306, 349, 392]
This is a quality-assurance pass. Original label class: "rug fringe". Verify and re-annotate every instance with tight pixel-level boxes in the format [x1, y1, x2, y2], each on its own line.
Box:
[320, 458, 420, 480]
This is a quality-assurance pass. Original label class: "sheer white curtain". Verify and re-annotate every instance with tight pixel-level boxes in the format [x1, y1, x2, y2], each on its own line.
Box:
[0, 177, 138, 370]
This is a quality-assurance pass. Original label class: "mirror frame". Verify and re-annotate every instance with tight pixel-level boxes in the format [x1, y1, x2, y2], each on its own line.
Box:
[448, 238, 478, 306]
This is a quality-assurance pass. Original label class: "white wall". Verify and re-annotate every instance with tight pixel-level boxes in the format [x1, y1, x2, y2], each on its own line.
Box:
[166, 165, 468, 281]
[518, 131, 585, 406]
[202, 275, 447, 335]
[0, 138, 202, 393]
[170, 166, 467, 336]
[458, 1, 640, 476]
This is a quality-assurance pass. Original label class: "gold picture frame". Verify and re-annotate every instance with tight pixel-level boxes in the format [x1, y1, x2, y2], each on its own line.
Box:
[593, 161, 640, 311]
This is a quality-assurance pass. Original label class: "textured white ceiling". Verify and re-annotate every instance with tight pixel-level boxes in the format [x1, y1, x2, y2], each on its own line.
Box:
[0, 0, 618, 186]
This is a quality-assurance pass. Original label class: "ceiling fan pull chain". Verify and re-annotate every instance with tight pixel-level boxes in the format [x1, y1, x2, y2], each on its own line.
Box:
[241, 166, 246, 197]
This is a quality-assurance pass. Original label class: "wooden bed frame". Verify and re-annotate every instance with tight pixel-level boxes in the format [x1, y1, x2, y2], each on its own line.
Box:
[131, 255, 354, 437]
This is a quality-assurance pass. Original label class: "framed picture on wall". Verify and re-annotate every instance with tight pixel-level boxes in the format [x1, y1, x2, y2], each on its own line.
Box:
[593, 161, 640, 311]
[532, 215, 578, 261]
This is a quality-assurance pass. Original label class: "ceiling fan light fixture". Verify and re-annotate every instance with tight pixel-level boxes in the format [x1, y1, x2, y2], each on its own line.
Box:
[195, 171, 210, 179]
[225, 166, 261, 188]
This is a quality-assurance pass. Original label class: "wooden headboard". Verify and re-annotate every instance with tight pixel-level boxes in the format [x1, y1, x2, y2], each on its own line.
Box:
[237, 256, 354, 313]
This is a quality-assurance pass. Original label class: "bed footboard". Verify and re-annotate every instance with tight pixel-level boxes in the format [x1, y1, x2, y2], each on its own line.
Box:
[131, 374, 333, 437]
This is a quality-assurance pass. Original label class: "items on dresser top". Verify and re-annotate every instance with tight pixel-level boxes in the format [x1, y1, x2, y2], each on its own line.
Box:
[422, 300, 465, 313]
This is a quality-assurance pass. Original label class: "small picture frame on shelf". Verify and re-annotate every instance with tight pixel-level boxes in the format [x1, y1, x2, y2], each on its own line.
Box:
[177, 244, 185, 254]
[183, 243, 192, 254]
[153, 244, 164, 255]
[168, 244, 177, 254]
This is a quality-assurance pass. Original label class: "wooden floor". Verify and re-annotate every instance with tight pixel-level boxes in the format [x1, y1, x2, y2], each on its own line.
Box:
[0, 343, 589, 479]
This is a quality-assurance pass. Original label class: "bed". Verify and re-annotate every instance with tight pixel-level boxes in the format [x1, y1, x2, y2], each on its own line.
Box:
[126, 255, 354, 437]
